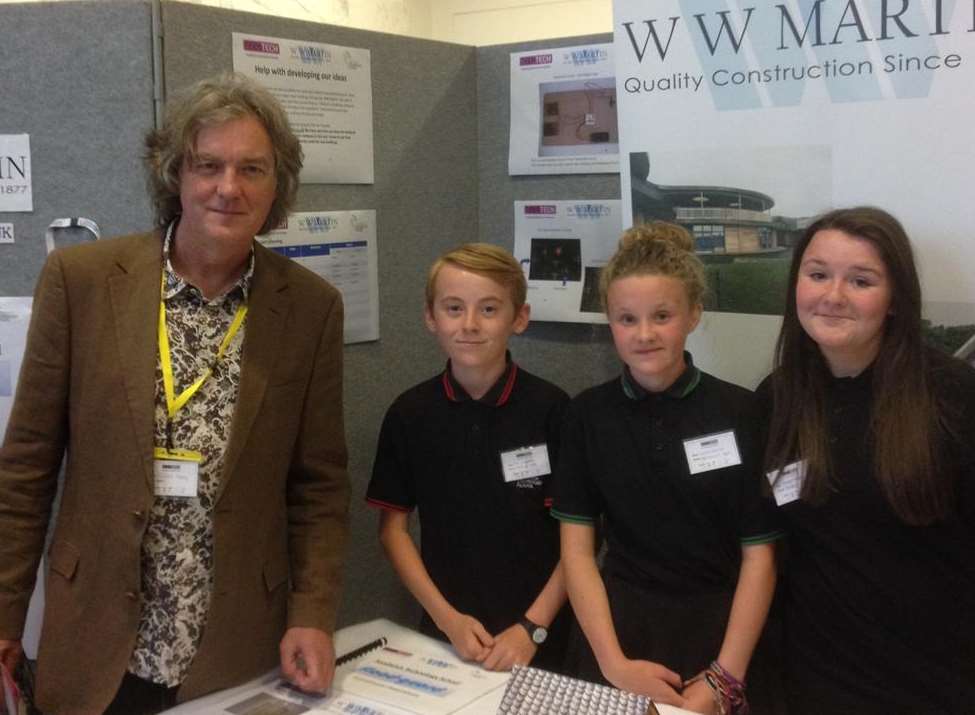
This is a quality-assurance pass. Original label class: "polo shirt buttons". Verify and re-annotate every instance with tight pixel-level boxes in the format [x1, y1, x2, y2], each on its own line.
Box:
[653, 442, 664, 451]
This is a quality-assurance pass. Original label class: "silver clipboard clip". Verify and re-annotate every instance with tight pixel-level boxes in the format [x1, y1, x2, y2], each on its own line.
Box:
[45, 217, 100, 255]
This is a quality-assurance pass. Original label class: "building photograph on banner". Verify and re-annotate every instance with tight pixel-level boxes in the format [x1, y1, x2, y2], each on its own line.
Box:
[258, 210, 379, 344]
[508, 44, 620, 175]
[513, 199, 623, 323]
[614, 0, 975, 384]
[233, 33, 374, 184]
[0, 134, 32, 212]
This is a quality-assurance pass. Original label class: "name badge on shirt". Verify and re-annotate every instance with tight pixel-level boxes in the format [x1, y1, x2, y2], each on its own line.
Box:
[152, 446, 202, 498]
[766, 459, 807, 506]
[682, 430, 742, 475]
[500, 443, 551, 483]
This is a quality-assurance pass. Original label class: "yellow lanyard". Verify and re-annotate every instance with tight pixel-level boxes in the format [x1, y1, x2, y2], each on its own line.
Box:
[158, 275, 248, 437]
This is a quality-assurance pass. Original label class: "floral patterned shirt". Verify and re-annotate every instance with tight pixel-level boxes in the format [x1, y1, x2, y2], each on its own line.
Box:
[128, 223, 254, 686]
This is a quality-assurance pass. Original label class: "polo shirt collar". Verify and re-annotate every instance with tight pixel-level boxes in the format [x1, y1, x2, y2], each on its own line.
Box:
[441, 352, 519, 406]
[621, 351, 700, 401]
[161, 220, 255, 302]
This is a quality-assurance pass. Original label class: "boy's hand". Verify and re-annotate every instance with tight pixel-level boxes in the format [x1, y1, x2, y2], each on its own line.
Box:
[442, 612, 493, 662]
[481, 624, 537, 671]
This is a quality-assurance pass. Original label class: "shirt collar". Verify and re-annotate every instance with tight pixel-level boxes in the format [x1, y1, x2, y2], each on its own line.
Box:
[161, 220, 255, 302]
[441, 352, 519, 406]
[621, 351, 701, 401]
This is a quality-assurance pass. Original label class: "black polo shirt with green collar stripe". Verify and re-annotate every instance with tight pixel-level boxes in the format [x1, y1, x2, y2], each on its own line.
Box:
[551, 353, 781, 593]
[367, 357, 569, 639]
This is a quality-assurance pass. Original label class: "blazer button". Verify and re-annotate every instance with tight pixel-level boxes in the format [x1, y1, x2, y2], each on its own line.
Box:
[132, 510, 145, 520]
[125, 590, 139, 601]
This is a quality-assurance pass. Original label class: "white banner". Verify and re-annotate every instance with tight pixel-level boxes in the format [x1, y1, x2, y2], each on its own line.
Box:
[614, 0, 975, 386]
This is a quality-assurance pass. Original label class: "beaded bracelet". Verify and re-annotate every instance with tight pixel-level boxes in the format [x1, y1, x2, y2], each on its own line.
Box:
[685, 661, 749, 715]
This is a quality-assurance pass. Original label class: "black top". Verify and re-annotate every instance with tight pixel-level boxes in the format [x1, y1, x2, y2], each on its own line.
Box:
[367, 359, 569, 638]
[756, 350, 975, 714]
[552, 355, 781, 594]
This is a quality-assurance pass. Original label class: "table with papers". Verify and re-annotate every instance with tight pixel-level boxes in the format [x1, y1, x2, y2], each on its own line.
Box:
[163, 618, 696, 715]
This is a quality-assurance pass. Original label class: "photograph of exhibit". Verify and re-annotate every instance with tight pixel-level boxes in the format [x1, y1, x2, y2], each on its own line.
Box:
[630, 150, 801, 316]
[538, 78, 618, 156]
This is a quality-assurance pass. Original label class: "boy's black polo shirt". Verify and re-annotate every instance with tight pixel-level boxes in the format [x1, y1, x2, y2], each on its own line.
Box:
[551, 354, 781, 594]
[367, 359, 569, 639]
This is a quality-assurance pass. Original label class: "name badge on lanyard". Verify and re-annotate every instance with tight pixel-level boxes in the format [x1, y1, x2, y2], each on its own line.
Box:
[154, 270, 245, 499]
[153, 446, 202, 498]
[500, 443, 551, 483]
[682, 430, 742, 475]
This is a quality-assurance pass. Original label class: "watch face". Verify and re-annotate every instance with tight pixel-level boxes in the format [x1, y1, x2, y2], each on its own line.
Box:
[532, 626, 548, 644]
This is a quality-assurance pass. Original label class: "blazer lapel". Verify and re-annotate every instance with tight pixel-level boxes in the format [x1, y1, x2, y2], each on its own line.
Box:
[217, 245, 290, 501]
[107, 233, 163, 490]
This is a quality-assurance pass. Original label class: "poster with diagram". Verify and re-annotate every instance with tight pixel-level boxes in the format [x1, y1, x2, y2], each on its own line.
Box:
[508, 44, 619, 175]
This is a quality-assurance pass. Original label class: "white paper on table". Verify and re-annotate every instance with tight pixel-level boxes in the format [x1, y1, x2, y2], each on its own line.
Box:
[337, 645, 508, 715]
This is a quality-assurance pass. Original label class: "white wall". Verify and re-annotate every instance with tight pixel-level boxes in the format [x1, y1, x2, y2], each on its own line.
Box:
[0, 0, 611, 45]
[0, 0, 435, 39]
[431, 0, 611, 45]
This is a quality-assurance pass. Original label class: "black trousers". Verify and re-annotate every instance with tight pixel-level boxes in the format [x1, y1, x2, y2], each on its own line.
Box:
[102, 672, 178, 715]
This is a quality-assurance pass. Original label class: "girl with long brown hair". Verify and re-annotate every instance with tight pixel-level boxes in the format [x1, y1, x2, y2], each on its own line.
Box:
[760, 206, 975, 713]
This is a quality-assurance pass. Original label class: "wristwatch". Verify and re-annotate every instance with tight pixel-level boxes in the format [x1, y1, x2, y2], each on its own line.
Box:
[519, 617, 548, 645]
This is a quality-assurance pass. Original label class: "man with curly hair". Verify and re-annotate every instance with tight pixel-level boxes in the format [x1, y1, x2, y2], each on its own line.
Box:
[0, 73, 350, 714]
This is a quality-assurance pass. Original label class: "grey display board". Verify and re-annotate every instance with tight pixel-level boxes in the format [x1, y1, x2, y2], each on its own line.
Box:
[160, 1, 481, 628]
[476, 35, 622, 397]
[0, 1, 156, 295]
[2, 0, 628, 640]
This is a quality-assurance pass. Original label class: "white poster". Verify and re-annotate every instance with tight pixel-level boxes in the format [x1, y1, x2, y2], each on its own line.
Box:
[514, 200, 623, 324]
[614, 0, 975, 387]
[0, 297, 31, 439]
[233, 33, 374, 184]
[259, 211, 379, 344]
[0, 135, 32, 212]
[508, 44, 620, 175]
